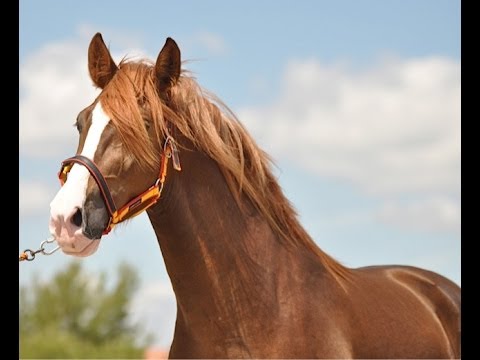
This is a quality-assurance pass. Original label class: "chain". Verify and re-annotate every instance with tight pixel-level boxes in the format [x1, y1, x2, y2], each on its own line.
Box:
[19, 236, 60, 262]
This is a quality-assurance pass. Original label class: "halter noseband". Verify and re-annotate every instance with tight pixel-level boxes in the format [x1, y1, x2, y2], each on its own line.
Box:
[58, 135, 181, 235]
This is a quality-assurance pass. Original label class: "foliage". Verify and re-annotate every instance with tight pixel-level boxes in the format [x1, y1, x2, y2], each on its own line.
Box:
[20, 261, 152, 359]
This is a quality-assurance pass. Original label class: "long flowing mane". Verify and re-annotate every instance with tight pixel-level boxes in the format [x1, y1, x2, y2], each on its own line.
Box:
[99, 59, 350, 280]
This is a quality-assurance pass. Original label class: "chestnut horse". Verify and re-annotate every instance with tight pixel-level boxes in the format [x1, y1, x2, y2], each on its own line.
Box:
[49, 33, 461, 358]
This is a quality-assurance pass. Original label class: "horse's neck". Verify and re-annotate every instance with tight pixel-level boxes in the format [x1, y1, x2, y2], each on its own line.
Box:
[146, 147, 321, 327]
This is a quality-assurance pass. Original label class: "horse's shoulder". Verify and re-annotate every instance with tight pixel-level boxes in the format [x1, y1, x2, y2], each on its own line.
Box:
[355, 264, 460, 309]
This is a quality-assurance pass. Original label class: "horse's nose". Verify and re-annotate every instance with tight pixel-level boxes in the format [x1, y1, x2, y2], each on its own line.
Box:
[49, 205, 83, 239]
[71, 208, 83, 227]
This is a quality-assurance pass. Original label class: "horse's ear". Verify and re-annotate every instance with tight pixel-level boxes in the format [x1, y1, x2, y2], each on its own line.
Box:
[155, 37, 181, 94]
[88, 33, 118, 89]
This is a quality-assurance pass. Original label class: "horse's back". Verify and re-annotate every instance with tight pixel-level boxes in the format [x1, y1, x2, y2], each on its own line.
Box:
[352, 265, 461, 358]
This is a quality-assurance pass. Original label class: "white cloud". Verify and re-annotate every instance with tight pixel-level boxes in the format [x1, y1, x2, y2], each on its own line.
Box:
[19, 29, 147, 158]
[129, 280, 176, 348]
[377, 196, 460, 234]
[238, 56, 460, 196]
[192, 31, 228, 56]
[20, 35, 98, 157]
[238, 56, 460, 234]
[19, 181, 54, 215]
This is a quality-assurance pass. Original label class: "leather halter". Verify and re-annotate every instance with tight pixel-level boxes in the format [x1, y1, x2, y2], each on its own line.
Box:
[58, 135, 181, 235]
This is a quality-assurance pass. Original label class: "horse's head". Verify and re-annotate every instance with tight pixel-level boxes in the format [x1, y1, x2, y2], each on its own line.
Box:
[49, 33, 181, 256]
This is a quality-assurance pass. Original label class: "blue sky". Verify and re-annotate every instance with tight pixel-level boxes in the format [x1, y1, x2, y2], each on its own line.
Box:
[19, 0, 460, 349]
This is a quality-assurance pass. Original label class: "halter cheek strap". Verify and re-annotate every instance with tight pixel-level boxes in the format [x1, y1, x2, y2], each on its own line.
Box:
[58, 135, 181, 235]
[59, 155, 118, 217]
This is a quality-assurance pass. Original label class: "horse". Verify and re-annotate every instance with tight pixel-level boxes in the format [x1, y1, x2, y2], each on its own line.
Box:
[48, 32, 461, 359]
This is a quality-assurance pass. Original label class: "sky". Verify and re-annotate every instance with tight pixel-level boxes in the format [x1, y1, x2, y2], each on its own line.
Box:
[19, 0, 461, 349]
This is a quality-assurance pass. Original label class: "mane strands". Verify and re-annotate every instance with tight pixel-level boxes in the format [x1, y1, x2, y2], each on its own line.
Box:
[100, 58, 351, 281]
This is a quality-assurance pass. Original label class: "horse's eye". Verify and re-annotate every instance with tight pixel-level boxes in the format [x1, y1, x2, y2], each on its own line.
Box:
[138, 95, 147, 106]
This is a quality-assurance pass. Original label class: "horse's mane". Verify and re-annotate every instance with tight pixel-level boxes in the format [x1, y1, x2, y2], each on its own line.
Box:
[100, 59, 350, 281]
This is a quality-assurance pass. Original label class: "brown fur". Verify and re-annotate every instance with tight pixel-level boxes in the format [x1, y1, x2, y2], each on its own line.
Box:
[80, 33, 460, 358]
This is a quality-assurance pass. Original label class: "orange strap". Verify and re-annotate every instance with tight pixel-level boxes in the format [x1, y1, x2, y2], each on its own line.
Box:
[105, 136, 181, 233]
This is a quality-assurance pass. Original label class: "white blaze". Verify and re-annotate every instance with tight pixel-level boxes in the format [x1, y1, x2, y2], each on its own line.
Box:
[49, 102, 110, 256]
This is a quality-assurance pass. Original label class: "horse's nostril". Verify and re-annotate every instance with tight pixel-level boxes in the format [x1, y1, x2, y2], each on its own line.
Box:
[71, 208, 83, 227]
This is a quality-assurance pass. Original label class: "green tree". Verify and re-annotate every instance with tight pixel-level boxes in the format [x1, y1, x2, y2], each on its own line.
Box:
[20, 261, 152, 359]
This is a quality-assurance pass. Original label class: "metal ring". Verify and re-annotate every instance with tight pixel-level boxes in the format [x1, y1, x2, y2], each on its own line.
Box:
[40, 237, 60, 255]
